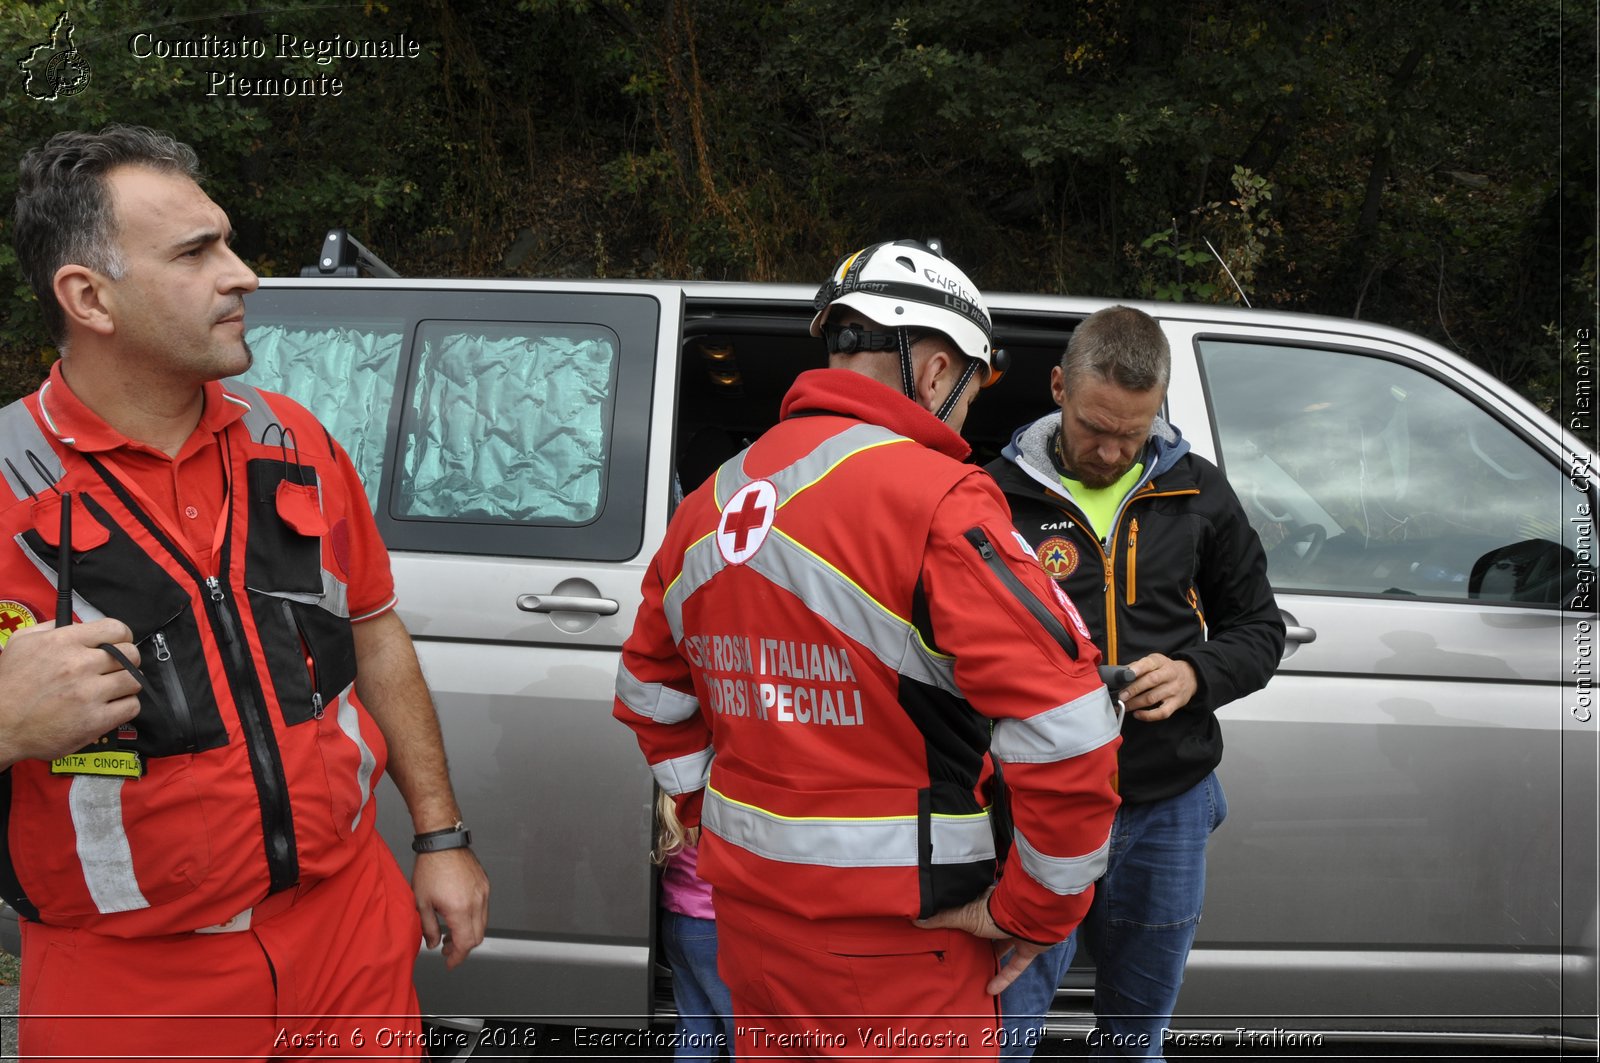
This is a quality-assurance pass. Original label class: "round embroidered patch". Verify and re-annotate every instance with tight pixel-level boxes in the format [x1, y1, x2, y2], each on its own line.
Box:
[1036, 536, 1079, 581]
[0, 599, 40, 649]
[716, 479, 778, 565]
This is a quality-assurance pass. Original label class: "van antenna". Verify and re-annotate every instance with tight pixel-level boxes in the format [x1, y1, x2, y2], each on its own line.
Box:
[1203, 237, 1251, 308]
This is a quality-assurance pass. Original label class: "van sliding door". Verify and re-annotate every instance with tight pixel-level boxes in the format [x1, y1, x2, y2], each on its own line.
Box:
[241, 280, 685, 1026]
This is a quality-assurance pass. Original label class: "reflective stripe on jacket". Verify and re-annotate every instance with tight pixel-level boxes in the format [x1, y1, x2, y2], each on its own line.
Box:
[0, 384, 386, 935]
[615, 369, 1121, 943]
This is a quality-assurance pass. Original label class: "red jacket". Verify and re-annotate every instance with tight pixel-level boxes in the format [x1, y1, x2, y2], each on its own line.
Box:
[0, 375, 392, 936]
[615, 369, 1120, 944]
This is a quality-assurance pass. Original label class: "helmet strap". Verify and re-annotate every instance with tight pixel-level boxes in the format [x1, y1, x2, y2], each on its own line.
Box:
[933, 358, 983, 423]
[896, 327, 918, 402]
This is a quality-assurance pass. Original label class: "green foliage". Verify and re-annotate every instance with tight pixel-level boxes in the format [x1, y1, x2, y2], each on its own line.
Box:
[0, 0, 1587, 409]
[1133, 166, 1279, 304]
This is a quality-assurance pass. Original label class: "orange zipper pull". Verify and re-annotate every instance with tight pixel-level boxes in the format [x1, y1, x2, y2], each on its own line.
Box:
[1126, 519, 1139, 605]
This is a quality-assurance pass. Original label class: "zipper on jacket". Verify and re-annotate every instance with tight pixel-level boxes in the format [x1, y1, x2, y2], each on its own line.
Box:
[1100, 538, 1118, 664]
[204, 575, 297, 881]
[204, 576, 230, 637]
[86, 453, 300, 892]
[1103, 486, 1199, 662]
[1126, 519, 1139, 606]
[964, 527, 1078, 661]
[287, 601, 326, 719]
[149, 631, 197, 752]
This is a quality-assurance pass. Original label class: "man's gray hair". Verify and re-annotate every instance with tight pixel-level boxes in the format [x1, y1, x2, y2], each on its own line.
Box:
[1060, 305, 1171, 392]
[13, 125, 202, 345]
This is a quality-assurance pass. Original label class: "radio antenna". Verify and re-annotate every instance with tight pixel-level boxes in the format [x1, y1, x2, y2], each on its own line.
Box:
[1204, 237, 1251, 308]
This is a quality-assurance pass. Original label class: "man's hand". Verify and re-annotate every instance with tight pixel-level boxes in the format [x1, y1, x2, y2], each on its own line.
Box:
[413, 847, 490, 970]
[0, 619, 142, 770]
[914, 888, 1055, 995]
[1118, 653, 1198, 722]
[353, 611, 490, 969]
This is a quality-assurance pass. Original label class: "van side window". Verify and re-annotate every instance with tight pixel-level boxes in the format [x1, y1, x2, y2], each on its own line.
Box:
[396, 322, 619, 524]
[241, 320, 403, 508]
[1200, 340, 1588, 606]
[239, 288, 660, 561]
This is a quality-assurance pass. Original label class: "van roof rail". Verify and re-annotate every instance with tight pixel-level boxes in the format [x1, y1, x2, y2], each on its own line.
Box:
[300, 228, 399, 278]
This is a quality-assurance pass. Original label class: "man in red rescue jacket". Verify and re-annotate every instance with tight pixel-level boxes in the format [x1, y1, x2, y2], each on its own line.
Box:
[615, 240, 1122, 1058]
[0, 125, 489, 1060]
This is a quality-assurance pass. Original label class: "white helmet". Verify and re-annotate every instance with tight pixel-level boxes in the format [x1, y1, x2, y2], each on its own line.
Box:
[808, 240, 996, 373]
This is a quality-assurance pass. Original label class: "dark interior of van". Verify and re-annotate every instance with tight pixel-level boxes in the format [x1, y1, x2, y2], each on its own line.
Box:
[675, 297, 1082, 496]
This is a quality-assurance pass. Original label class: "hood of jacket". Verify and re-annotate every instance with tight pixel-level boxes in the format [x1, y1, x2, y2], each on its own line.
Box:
[780, 368, 972, 462]
[998, 408, 1190, 501]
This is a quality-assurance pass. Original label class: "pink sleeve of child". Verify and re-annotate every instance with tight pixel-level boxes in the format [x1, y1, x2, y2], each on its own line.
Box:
[659, 840, 717, 920]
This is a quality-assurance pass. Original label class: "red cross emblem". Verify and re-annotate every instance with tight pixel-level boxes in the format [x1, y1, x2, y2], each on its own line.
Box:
[0, 599, 40, 650]
[716, 480, 778, 564]
[1036, 536, 1079, 581]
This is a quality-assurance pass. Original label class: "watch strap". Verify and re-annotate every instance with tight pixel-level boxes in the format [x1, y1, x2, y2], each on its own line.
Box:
[412, 821, 472, 853]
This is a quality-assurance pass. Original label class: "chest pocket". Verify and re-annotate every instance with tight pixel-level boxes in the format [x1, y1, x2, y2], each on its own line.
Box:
[19, 492, 227, 758]
[1124, 499, 1203, 610]
[243, 456, 357, 727]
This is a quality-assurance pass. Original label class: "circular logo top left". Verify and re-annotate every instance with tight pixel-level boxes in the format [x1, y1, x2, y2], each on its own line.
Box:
[48, 49, 91, 97]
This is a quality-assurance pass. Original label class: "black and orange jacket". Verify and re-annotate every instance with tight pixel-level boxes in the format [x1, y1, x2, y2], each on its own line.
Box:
[988, 412, 1284, 805]
[615, 369, 1122, 946]
[0, 371, 393, 935]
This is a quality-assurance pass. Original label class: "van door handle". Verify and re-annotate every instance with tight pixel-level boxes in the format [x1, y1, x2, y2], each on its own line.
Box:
[1279, 608, 1315, 661]
[517, 593, 619, 616]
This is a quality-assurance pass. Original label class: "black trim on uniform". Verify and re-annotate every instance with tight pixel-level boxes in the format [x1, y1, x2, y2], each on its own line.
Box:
[244, 457, 356, 726]
[244, 458, 321, 595]
[916, 787, 935, 918]
[962, 527, 1079, 660]
[84, 448, 301, 894]
[21, 493, 226, 757]
[899, 673, 997, 918]
[988, 757, 1015, 867]
[209, 455, 301, 895]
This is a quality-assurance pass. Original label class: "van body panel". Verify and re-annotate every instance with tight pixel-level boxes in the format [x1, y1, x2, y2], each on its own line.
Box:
[4, 277, 1587, 1047]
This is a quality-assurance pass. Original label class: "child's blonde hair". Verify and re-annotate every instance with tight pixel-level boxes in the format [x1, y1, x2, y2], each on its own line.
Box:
[651, 790, 701, 866]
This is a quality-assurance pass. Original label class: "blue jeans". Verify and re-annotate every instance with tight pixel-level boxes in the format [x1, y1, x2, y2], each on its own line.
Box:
[661, 910, 736, 1061]
[998, 772, 1228, 1061]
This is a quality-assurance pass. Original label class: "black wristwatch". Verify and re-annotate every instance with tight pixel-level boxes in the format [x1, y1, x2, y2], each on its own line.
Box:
[412, 820, 472, 853]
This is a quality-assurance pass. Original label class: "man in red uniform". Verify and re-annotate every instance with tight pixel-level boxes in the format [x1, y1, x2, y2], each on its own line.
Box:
[0, 125, 489, 1060]
[615, 240, 1122, 1059]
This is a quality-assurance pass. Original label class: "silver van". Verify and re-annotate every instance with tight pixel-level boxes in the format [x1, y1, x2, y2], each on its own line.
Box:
[4, 275, 1595, 1051]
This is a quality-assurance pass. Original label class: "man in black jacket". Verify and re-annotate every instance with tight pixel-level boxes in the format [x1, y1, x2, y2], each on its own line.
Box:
[991, 306, 1284, 1060]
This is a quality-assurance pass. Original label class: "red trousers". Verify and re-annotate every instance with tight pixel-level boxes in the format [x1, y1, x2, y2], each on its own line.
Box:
[715, 894, 1003, 1061]
[19, 829, 424, 1062]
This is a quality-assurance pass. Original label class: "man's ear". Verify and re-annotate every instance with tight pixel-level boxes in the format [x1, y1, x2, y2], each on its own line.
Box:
[1050, 364, 1067, 407]
[915, 345, 957, 407]
[52, 263, 116, 338]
